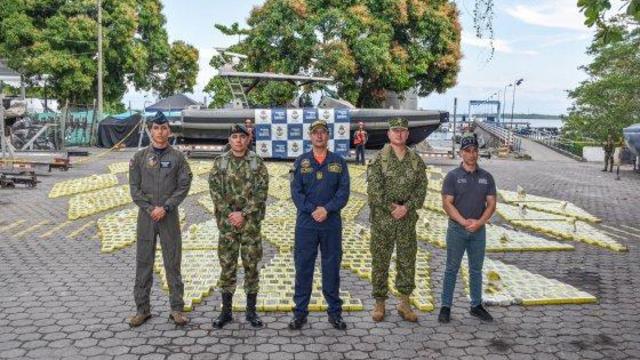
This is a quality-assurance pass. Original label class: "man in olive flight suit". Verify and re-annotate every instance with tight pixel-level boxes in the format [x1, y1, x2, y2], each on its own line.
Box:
[367, 118, 427, 322]
[208, 124, 269, 329]
[128, 112, 193, 327]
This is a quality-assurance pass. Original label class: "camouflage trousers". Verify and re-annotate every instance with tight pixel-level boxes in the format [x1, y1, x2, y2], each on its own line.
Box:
[217, 227, 263, 295]
[370, 217, 417, 299]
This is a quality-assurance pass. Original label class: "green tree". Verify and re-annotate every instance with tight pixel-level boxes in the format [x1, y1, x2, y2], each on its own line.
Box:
[565, 25, 640, 142]
[159, 41, 199, 98]
[205, 0, 461, 108]
[0, 0, 198, 108]
[578, 0, 640, 43]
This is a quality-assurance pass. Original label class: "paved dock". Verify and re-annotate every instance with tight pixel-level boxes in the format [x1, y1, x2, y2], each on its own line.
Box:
[0, 148, 638, 360]
[518, 137, 576, 162]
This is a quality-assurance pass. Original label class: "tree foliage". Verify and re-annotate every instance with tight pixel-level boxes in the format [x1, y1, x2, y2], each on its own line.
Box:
[565, 26, 640, 142]
[206, 0, 461, 108]
[159, 41, 199, 98]
[0, 0, 199, 108]
[578, 0, 640, 43]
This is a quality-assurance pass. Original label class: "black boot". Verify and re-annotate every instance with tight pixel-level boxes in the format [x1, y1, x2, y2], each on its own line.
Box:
[212, 292, 233, 329]
[245, 293, 263, 328]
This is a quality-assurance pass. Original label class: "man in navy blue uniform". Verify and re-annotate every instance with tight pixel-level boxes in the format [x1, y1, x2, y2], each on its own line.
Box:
[289, 119, 350, 330]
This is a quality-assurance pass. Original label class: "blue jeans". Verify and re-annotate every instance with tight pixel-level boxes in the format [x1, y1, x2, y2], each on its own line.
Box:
[441, 220, 486, 308]
[355, 144, 365, 165]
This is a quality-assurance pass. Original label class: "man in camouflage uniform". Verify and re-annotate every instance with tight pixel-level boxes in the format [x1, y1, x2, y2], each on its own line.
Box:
[367, 118, 427, 322]
[602, 134, 614, 172]
[208, 124, 269, 328]
[128, 112, 193, 327]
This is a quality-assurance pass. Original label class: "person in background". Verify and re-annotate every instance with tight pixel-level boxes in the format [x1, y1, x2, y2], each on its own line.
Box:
[353, 121, 368, 165]
[602, 134, 614, 172]
[244, 118, 256, 151]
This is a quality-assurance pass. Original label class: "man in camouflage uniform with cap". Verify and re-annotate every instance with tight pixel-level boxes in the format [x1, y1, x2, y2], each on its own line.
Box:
[367, 118, 427, 322]
[208, 124, 269, 328]
[128, 112, 193, 327]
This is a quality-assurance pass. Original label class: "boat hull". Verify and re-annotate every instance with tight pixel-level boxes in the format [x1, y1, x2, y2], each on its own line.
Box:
[176, 108, 448, 148]
[623, 123, 640, 157]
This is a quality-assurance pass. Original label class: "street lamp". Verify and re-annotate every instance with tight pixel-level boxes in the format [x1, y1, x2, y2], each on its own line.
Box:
[510, 79, 524, 129]
[502, 83, 512, 125]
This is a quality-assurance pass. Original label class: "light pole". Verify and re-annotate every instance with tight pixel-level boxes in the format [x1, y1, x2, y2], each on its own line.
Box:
[97, 0, 103, 125]
[510, 79, 524, 129]
[502, 83, 512, 125]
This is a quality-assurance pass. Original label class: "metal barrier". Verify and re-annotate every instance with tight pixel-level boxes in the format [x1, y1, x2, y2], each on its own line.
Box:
[473, 120, 521, 152]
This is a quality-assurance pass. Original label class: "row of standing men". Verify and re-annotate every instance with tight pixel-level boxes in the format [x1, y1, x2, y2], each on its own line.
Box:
[127, 113, 497, 329]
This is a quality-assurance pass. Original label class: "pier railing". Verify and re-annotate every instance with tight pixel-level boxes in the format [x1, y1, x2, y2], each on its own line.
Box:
[524, 129, 590, 161]
[473, 120, 521, 151]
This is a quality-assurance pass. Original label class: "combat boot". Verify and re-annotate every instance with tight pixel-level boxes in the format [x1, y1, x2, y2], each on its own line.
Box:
[397, 295, 418, 322]
[245, 293, 263, 328]
[169, 311, 189, 326]
[372, 299, 385, 322]
[212, 292, 233, 329]
[127, 313, 151, 328]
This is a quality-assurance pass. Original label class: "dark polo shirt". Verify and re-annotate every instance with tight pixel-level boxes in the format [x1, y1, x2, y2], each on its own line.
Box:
[442, 164, 496, 220]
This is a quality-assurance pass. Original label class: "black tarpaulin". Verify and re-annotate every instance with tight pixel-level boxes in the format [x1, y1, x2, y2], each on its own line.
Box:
[96, 113, 149, 148]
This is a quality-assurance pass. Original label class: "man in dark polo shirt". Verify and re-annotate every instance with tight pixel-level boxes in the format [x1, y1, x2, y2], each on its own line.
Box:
[438, 135, 496, 323]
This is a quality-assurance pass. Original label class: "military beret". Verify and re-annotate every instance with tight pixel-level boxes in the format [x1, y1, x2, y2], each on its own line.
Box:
[460, 134, 479, 150]
[229, 123, 249, 136]
[150, 111, 168, 125]
[309, 119, 329, 133]
[388, 118, 408, 130]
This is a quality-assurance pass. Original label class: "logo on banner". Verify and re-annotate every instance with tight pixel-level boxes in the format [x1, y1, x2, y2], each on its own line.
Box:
[254, 109, 272, 124]
[322, 110, 331, 120]
[272, 141, 287, 158]
[272, 109, 287, 123]
[255, 124, 271, 140]
[272, 124, 287, 140]
[256, 141, 272, 158]
[303, 109, 317, 123]
[338, 124, 346, 136]
[335, 109, 350, 122]
[260, 143, 269, 155]
[335, 140, 349, 154]
[288, 140, 303, 157]
[288, 124, 303, 140]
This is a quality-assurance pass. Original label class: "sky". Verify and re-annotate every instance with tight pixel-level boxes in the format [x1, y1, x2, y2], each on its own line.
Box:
[123, 0, 598, 116]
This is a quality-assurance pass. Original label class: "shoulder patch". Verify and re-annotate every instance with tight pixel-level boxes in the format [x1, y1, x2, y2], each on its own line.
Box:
[328, 162, 342, 173]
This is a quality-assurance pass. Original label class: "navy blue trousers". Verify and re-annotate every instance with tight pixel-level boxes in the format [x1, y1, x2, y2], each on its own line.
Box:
[293, 226, 343, 318]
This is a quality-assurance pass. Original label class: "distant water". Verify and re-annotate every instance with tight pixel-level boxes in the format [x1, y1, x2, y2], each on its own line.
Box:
[449, 117, 564, 129]
[426, 118, 564, 146]
[525, 118, 564, 128]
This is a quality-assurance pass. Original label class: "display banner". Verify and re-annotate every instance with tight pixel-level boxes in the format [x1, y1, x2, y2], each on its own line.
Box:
[254, 108, 351, 159]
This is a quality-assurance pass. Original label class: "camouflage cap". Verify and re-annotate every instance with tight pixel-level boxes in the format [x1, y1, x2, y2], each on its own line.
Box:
[229, 124, 249, 136]
[460, 134, 479, 150]
[388, 118, 408, 130]
[309, 119, 329, 133]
